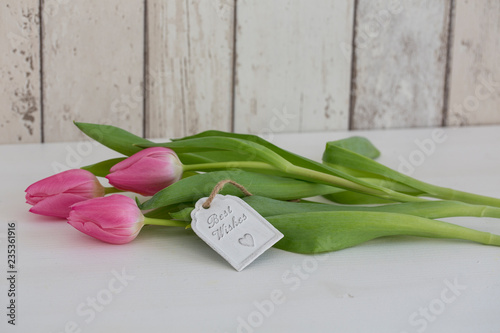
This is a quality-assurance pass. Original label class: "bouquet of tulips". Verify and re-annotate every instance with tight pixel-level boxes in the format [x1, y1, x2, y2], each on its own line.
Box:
[25, 122, 500, 255]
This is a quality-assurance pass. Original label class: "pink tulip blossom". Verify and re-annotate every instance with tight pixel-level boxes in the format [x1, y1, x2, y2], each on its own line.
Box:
[25, 169, 105, 218]
[67, 194, 144, 244]
[106, 147, 183, 196]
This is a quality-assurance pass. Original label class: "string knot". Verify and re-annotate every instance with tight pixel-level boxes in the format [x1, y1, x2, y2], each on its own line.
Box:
[202, 180, 252, 209]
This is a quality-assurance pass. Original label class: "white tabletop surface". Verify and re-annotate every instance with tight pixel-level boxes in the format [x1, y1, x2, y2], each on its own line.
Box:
[2, 126, 500, 333]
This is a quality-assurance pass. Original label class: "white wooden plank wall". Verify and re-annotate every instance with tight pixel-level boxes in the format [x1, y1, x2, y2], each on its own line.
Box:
[2, 0, 500, 144]
[447, 0, 500, 126]
[42, 0, 144, 142]
[234, 0, 354, 134]
[351, 0, 451, 129]
[146, 0, 234, 138]
[0, 0, 41, 143]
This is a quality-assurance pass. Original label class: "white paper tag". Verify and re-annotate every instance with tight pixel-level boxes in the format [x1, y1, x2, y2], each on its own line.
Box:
[190, 194, 284, 271]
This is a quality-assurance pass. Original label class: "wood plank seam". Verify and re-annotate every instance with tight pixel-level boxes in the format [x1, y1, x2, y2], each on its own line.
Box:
[142, 0, 148, 138]
[39, 0, 44, 142]
[348, 0, 359, 130]
[441, 0, 456, 127]
[230, 0, 238, 133]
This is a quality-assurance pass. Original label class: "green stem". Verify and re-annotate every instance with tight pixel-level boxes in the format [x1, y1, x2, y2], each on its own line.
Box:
[182, 161, 427, 203]
[185, 160, 500, 207]
[285, 165, 427, 203]
[323, 146, 500, 208]
[447, 225, 500, 246]
[182, 161, 277, 172]
[256, 196, 500, 220]
[143, 217, 188, 228]
[171, 198, 500, 222]
[425, 185, 500, 208]
[104, 187, 124, 194]
[377, 172, 500, 208]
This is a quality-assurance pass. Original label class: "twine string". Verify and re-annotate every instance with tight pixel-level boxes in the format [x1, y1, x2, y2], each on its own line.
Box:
[202, 180, 252, 209]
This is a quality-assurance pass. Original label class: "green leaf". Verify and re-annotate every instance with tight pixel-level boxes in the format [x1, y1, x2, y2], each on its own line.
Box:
[326, 136, 380, 159]
[177, 152, 226, 164]
[322, 142, 432, 194]
[321, 162, 381, 179]
[170, 130, 395, 195]
[323, 191, 397, 205]
[136, 136, 292, 170]
[74, 122, 151, 156]
[144, 203, 194, 219]
[169, 207, 194, 221]
[177, 150, 254, 164]
[139, 170, 339, 210]
[322, 136, 500, 208]
[81, 157, 126, 177]
[169, 195, 500, 221]
[246, 196, 500, 219]
[74, 123, 242, 170]
[268, 211, 500, 254]
[360, 177, 423, 195]
[171, 131, 355, 175]
[353, 177, 422, 195]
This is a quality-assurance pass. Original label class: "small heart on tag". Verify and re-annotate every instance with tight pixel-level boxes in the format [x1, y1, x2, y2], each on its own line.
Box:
[238, 233, 255, 247]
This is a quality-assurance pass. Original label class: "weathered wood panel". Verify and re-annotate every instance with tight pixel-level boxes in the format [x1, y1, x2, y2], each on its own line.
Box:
[234, 0, 354, 135]
[447, 0, 500, 126]
[0, 0, 41, 143]
[42, 0, 144, 142]
[146, 0, 234, 139]
[351, 0, 451, 129]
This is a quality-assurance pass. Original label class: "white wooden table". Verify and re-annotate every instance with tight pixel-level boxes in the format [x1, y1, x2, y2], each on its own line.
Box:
[2, 126, 500, 333]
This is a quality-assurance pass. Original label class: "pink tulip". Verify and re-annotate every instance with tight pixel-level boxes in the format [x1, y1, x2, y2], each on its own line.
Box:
[106, 147, 183, 196]
[67, 195, 144, 244]
[25, 169, 105, 219]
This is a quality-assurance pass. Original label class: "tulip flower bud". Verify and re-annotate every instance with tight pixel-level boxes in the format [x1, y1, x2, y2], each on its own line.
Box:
[25, 169, 105, 218]
[67, 195, 145, 244]
[106, 147, 183, 196]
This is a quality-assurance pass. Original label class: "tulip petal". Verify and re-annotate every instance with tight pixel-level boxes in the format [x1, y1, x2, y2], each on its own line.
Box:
[107, 157, 179, 196]
[110, 147, 175, 172]
[26, 169, 96, 197]
[29, 193, 89, 219]
[68, 219, 140, 244]
[106, 147, 182, 196]
[67, 195, 144, 244]
[69, 180, 106, 197]
[70, 195, 143, 227]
